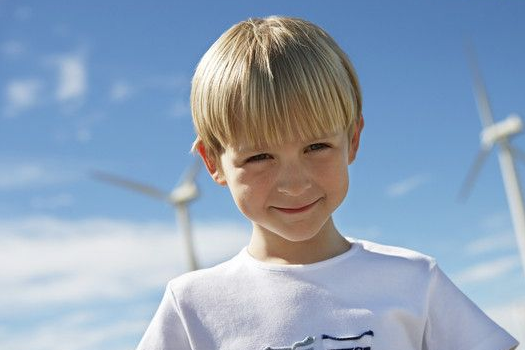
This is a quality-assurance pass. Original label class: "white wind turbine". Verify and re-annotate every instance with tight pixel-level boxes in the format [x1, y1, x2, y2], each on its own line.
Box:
[459, 46, 525, 277]
[92, 160, 201, 271]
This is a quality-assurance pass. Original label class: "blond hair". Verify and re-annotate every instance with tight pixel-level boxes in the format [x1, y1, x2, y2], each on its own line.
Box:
[191, 16, 362, 160]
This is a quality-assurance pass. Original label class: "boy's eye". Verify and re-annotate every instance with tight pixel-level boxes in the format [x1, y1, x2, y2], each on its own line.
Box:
[246, 153, 271, 163]
[306, 143, 329, 152]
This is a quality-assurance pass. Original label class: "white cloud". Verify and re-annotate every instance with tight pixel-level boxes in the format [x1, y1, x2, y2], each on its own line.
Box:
[4, 52, 87, 118]
[110, 81, 134, 101]
[0, 216, 250, 311]
[54, 54, 87, 103]
[171, 98, 190, 119]
[465, 233, 517, 255]
[453, 255, 521, 285]
[0, 308, 148, 350]
[481, 212, 510, 231]
[75, 111, 105, 143]
[30, 193, 74, 210]
[0, 216, 248, 349]
[76, 127, 92, 142]
[109, 75, 188, 106]
[386, 174, 429, 197]
[0, 160, 78, 190]
[52, 111, 105, 144]
[0, 163, 46, 189]
[4, 79, 42, 118]
[1, 41, 25, 58]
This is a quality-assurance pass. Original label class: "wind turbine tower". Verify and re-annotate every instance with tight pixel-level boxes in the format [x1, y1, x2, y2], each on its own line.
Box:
[460, 48, 525, 277]
[92, 160, 201, 271]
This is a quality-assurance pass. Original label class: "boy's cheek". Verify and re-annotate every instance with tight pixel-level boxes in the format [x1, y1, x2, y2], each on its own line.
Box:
[235, 166, 273, 185]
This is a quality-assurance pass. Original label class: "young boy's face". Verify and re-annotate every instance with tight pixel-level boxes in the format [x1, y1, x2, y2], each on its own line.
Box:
[199, 119, 363, 243]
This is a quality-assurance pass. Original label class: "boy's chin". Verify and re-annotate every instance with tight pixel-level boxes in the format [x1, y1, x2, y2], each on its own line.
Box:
[264, 225, 329, 243]
[252, 216, 336, 243]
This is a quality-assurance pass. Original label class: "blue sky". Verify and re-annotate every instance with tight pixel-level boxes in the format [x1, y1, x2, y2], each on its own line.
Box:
[1, 1, 525, 349]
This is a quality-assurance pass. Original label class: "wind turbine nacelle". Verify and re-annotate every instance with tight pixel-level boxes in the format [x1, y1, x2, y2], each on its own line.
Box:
[170, 182, 199, 204]
[480, 114, 523, 148]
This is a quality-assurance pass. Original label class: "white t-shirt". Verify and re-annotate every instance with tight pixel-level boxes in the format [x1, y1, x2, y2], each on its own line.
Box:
[136, 238, 518, 350]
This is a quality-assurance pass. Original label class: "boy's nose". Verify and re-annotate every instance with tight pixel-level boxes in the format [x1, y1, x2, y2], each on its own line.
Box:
[276, 162, 312, 196]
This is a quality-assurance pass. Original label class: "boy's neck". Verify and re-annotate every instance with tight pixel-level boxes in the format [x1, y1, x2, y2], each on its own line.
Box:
[247, 218, 351, 265]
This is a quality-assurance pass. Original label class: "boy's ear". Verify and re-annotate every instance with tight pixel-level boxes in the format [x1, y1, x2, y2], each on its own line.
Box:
[348, 114, 364, 164]
[196, 142, 227, 186]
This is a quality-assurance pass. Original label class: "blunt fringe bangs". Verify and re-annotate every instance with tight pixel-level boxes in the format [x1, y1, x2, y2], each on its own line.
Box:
[191, 16, 362, 159]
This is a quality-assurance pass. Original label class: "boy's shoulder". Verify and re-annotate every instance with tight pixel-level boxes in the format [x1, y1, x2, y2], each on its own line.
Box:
[357, 238, 436, 263]
[166, 251, 245, 299]
[354, 238, 437, 272]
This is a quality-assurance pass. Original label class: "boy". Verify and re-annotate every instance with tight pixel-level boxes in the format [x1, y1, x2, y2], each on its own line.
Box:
[137, 16, 518, 350]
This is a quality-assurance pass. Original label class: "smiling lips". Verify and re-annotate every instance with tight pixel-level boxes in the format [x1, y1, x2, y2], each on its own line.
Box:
[273, 198, 321, 214]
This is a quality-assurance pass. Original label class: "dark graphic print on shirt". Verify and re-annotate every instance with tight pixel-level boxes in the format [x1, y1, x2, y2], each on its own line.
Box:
[263, 330, 374, 350]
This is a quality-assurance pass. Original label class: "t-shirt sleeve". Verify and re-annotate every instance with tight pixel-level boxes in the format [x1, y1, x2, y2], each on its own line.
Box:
[423, 263, 518, 350]
[136, 284, 192, 350]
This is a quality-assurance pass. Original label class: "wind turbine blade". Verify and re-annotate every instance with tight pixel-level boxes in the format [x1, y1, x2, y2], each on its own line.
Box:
[181, 158, 202, 184]
[458, 148, 491, 201]
[465, 42, 495, 128]
[91, 170, 169, 202]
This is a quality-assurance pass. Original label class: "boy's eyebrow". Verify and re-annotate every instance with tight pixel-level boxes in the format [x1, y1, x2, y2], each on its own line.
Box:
[311, 132, 340, 141]
[231, 132, 341, 153]
[232, 145, 267, 154]
[301, 132, 341, 144]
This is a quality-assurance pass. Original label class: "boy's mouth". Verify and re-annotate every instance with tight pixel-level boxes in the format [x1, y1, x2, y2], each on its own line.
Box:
[272, 198, 321, 214]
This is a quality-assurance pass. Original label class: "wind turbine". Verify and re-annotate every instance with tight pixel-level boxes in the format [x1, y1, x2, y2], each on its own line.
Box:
[91, 160, 201, 271]
[459, 46, 525, 277]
